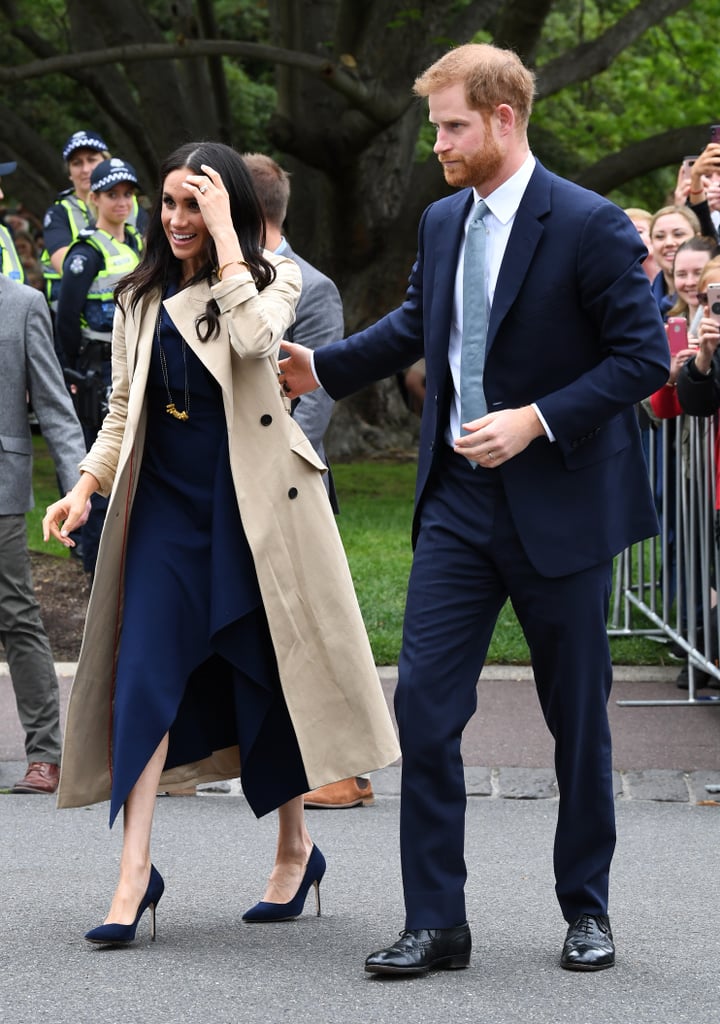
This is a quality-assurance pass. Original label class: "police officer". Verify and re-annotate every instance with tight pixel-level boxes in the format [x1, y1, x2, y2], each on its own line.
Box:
[55, 157, 144, 576]
[0, 160, 25, 282]
[40, 130, 147, 312]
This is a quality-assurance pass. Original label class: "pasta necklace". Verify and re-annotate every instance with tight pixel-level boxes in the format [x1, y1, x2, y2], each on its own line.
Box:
[155, 305, 190, 421]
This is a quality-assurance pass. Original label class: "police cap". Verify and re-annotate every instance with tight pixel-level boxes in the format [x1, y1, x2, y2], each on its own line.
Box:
[90, 158, 140, 193]
[63, 130, 109, 162]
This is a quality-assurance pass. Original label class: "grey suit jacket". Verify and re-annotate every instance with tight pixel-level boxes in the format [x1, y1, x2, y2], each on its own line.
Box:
[281, 243, 343, 507]
[0, 275, 86, 514]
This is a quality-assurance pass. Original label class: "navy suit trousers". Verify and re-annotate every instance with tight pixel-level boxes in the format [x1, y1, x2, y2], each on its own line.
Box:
[396, 447, 616, 929]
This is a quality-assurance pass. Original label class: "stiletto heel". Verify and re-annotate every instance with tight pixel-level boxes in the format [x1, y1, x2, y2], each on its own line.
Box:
[242, 844, 326, 923]
[85, 864, 165, 946]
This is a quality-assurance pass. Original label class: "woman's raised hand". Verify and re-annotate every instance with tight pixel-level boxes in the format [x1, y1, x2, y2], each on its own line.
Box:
[694, 315, 720, 375]
[183, 163, 235, 250]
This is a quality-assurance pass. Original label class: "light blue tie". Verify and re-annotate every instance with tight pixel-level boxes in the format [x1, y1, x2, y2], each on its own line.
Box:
[460, 199, 490, 434]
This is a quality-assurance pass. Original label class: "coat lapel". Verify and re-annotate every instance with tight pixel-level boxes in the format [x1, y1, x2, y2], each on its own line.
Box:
[163, 283, 232, 402]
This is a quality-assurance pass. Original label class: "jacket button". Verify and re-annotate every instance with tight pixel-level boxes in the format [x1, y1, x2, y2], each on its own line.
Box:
[288, 487, 298, 499]
[260, 414, 272, 426]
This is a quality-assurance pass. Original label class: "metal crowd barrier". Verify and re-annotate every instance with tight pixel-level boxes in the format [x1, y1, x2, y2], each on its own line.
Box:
[609, 411, 720, 707]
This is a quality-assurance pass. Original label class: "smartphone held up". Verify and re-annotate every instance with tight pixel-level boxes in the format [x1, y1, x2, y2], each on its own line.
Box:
[706, 283, 720, 326]
[665, 317, 689, 355]
[682, 155, 698, 180]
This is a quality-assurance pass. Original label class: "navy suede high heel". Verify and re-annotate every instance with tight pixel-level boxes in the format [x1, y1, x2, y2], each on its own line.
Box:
[242, 844, 326, 922]
[85, 864, 165, 945]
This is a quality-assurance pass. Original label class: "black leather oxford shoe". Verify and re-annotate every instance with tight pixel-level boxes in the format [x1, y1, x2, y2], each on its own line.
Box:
[364, 924, 471, 975]
[560, 914, 615, 971]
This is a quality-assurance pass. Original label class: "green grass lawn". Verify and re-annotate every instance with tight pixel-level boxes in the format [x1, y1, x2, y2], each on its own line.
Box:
[28, 433, 70, 557]
[28, 436, 668, 666]
[332, 460, 666, 666]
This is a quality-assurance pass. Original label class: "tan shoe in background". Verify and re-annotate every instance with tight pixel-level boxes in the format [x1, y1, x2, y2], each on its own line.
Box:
[304, 776, 375, 808]
[11, 762, 60, 794]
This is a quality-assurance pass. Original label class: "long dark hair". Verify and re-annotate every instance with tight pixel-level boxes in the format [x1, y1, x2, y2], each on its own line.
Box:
[116, 141, 276, 340]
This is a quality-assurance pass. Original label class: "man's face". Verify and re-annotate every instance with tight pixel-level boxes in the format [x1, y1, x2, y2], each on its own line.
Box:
[429, 83, 504, 191]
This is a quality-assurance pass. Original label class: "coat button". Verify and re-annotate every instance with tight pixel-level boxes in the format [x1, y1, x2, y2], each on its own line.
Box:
[288, 487, 298, 499]
[260, 414, 272, 426]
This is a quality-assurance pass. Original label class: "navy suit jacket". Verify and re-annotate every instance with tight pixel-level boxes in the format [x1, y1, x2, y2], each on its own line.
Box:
[316, 161, 670, 577]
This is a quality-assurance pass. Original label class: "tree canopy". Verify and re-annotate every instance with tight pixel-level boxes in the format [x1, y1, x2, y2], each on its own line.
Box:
[1, 0, 715, 454]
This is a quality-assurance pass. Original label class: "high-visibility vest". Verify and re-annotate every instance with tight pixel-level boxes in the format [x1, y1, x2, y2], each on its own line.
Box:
[0, 224, 25, 283]
[67, 226, 143, 341]
[41, 191, 143, 308]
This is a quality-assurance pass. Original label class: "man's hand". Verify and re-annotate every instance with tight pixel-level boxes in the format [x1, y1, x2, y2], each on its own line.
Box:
[453, 406, 545, 467]
[278, 340, 319, 399]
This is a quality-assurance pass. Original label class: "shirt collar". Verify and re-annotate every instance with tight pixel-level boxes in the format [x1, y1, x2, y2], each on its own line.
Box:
[473, 152, 536, 224]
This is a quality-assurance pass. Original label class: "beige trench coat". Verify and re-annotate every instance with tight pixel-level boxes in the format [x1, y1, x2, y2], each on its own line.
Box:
[57, 254, 399, 809]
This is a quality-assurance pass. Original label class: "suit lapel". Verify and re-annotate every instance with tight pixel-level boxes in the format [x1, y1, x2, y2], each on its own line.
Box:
[426, 190, 473, 382]
[487, 163, 551, 350]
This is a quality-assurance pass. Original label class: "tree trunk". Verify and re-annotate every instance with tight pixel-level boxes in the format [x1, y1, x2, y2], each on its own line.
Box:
[268, 0, 474, 456]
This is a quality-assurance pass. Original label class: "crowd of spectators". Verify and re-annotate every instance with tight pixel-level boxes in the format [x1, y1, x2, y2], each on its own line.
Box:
[623, 137, 720, 691]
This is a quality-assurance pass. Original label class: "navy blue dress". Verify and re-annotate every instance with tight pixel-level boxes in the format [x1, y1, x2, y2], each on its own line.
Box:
[108, 287, 308, 825]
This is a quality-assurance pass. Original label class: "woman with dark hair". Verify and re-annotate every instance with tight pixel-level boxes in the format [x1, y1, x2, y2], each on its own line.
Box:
[43, 141, 399, 946]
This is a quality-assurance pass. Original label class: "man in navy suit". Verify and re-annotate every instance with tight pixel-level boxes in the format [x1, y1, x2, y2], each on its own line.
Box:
[280, 43, 669, 974]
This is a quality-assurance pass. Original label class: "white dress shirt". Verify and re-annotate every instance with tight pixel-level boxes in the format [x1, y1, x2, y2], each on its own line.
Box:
[446, 152, 549, 444]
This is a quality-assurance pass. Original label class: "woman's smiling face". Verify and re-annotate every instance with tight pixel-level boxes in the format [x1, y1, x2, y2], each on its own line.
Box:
[161, 167, 210, 279]
[673, 247, 712, 312]
[651, 213, 695, 275]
